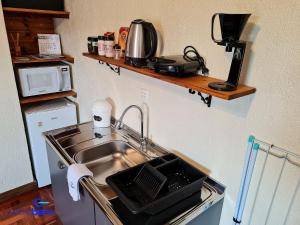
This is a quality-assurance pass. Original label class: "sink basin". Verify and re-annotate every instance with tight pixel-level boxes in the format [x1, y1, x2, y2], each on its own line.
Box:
[74, 140, 147, 185]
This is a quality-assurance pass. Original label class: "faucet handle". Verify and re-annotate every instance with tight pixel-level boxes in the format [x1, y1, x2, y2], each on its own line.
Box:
[140, 137, 147, 147]
[115, 120, 123, 129]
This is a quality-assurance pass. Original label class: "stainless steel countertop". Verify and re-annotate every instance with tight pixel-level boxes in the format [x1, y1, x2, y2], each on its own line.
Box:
[44, 119, 225, 225]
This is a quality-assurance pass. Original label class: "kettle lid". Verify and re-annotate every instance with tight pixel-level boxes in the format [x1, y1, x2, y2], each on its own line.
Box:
[132, 19, 145, 24]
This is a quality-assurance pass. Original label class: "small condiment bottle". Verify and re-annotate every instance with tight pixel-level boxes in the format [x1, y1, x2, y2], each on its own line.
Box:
[113, 44, 121, 60]
[91, 37, 98, 54]
[105, 35, 115, 58]
[98, 36, 105, 56]
[121, 50, 125, 58]
[87, 37, 93, 53]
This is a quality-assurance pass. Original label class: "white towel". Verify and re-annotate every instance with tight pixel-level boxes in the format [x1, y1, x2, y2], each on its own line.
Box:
[67, 163, 93, 201]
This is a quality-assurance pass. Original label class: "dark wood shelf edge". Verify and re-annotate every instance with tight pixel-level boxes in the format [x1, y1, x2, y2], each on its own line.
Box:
[12, 54, 74, 64]
[2, 7, 70, 18]
[82, 53, 256, 101]
[20, 91, 77, 105]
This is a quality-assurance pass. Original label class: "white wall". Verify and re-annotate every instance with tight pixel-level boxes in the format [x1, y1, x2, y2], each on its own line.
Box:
[0, 3, 33, 193]
[55, 0, 300, 224]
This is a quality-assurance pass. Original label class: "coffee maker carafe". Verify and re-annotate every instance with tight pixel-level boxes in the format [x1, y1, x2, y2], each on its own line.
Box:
[125, 19, 157, 67]
[208, 13, 251, 91]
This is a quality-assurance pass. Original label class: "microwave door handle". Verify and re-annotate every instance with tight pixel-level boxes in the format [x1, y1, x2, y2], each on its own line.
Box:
[26, 74, 31, 91]
[56, 68, 64, 91]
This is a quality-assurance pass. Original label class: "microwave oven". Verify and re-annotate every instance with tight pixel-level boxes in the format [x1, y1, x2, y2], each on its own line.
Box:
[16, 63, 72, 97]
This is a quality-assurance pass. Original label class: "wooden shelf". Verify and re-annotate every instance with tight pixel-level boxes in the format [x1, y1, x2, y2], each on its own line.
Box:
[2, 7, 70, 18]
[19, 91, 77, 105]
[82, 53, 256, 101]
[12, 55, 74, 65]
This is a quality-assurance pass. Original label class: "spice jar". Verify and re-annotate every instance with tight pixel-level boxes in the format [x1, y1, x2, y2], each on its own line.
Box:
[87, 37, 93, 53]
[105, 35, 115, 58]
[98, 36, 105, 56]
[91, 37, 98, 54]
[114, 44, 121, 60]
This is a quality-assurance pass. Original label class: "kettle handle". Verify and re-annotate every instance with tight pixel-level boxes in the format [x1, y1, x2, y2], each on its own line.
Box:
[211, 13, 221, 43]
[143, 22, 157, 59]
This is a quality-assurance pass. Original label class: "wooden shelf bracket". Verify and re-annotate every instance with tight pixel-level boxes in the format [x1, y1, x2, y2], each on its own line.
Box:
[99, 60, 120, 75]
[189, 88, 212, 107]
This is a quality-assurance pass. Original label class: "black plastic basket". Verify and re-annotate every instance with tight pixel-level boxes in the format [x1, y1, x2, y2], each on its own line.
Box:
[106, 154, 207, 215]
[110, 191, 202, 225]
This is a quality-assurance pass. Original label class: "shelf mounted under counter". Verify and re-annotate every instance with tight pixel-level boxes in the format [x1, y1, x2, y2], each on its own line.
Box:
[19, 91, 77, 105]
[82, 53, 256, 107]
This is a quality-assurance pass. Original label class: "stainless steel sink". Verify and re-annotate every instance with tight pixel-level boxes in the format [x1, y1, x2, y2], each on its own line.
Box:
[45, 121, 226, 225]
[74, 140, 148, 185]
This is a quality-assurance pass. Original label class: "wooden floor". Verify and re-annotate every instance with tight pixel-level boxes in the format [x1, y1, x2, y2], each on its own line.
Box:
[0, 186, 62, 225]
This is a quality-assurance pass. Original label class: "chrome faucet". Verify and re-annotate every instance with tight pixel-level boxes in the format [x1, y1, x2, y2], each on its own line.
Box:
[116, 105, 146, 148]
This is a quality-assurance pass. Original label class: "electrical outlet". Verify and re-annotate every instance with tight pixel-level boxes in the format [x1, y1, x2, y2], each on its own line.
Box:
[141, 89, 150, 103]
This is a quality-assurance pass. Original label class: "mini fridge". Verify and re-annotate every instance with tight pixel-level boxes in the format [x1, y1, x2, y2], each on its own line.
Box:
[24, 99, 77, 187]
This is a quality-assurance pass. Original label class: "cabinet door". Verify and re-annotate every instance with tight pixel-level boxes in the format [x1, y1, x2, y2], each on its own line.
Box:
[25, 105, 77, 187]
[95, 203, 113, 225]
[46, 143, 95, 225]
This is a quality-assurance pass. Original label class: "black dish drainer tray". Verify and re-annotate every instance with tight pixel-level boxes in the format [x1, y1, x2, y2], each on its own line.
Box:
[106, 153, 207, 215]
[110, 191, 202, 225]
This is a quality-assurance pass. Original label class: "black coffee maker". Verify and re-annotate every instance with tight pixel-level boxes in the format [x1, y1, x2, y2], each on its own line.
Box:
[208, 13, 251, 91]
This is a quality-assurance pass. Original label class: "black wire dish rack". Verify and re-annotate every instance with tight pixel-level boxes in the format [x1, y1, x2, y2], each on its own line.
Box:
[106, 153, 207, 216]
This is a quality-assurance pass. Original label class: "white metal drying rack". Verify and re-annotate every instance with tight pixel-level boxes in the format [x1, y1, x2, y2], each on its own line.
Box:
[233, 135, 300, 225]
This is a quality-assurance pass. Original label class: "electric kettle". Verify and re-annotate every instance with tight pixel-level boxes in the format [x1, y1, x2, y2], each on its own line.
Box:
[92, 99, 112, 128]
[125, 19, 157, 67]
